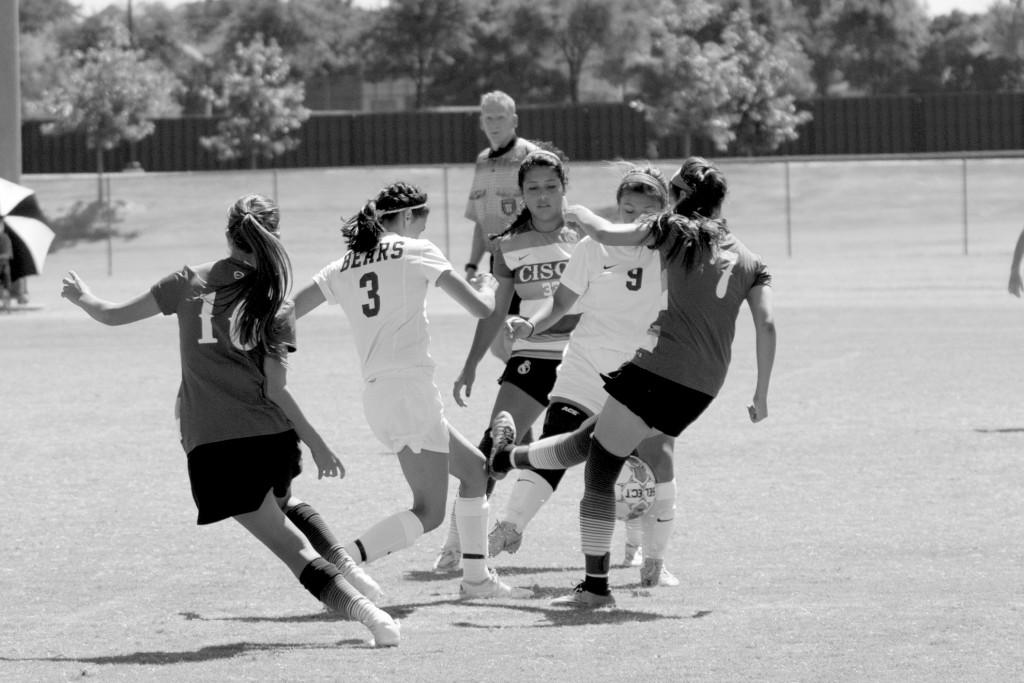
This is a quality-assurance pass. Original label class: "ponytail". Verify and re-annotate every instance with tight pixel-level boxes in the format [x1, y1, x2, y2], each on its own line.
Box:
[645, 212, 723, 272]
[344, 181, 428, 253]
[224, 195, 291, 357]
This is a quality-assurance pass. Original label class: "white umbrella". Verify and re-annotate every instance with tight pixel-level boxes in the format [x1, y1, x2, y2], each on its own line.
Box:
[0, 177, 56, 280]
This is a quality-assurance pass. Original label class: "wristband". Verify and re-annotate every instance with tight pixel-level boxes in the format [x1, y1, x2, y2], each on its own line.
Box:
[465, 263, 478, 272]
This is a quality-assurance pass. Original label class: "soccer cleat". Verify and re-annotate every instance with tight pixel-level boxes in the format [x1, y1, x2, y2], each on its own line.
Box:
[363, 608, 401, 648]
[432, 545, 461, 573]
[341, 564, 386, 605]
[459, 568, 534, 599]
[487, 411, 517, 480]
[622, 542, 644, 568]
[487, 520, 523, 557]
[640, 558, 680, 587]
[549, 582, 616, 608]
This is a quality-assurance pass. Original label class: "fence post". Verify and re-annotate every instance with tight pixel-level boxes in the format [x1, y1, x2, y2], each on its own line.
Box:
[443, 164, 451, 257]
[785, 160, 793, 258]
[105, 175, 113, 276]
[961, 157, 968, 256]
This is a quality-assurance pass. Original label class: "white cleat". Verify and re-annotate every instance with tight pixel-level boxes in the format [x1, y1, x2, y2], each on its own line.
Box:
[432, 545, 462, 572]
[364, 610, 400, 648]
[640, 557, 680, 587]
[459, 569, 534, 599]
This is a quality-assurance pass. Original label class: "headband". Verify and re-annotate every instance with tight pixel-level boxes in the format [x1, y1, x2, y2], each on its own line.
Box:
[376, 202, 427, 217]
[669, 169, 692, 194]
[621, 170, 669, 202]
[524, 150, 562, 166]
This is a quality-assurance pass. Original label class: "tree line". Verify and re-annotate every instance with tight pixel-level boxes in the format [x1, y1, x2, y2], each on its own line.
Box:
[18, 0, 1024, 169]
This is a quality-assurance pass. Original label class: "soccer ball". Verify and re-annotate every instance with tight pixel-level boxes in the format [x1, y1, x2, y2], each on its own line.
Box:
[614, 456, 656, 521]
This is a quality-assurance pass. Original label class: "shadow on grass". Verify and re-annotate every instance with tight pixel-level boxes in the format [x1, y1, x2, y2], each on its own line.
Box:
[404, 565, 577, 582]
[0, 639, 368, 666]
[48, 199, 138, 251]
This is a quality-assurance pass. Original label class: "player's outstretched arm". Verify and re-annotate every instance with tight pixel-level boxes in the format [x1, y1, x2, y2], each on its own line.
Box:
[746, 284, 776, 423]
[453, 274, 515, 407]
[263, 353, 344, 480]
[437, 269, 496, 319]
[61, 270, 160, 325]
[293, 281, 327, 318]
[564, 204, 648, 247]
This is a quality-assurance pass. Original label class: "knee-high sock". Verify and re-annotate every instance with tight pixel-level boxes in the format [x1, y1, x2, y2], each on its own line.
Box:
[285, 501, 358, 572]
[521, 423, 594, 470]
[347, 510, 424, 564]
[501, 470, 554, 532]
[642, 481, 677, 560]
[298, 558, 377, 624]
[580, 438, 627, 592]
[454, 496, 489, 582]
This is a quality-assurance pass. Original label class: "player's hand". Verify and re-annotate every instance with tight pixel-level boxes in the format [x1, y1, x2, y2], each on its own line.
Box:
[1009, 270, 1023, 297]
[470, 272, 498, 293]
[453, 365, 476, 407]
[311, 446, 345, 480]
[563, 204, 597, 235]
[747, 393, 768, 423]
[61, 270, 89, 304]
[505, 316, 534, 340]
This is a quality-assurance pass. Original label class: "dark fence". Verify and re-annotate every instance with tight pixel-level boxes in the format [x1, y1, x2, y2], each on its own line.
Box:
[21, 93, 1024, 174]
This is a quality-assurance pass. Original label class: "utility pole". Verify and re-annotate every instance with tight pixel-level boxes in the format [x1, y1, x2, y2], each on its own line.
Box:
[0, 1, 22, 183]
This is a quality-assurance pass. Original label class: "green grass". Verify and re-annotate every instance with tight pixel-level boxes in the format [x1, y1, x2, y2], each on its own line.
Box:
[2, 160, 1023, 681]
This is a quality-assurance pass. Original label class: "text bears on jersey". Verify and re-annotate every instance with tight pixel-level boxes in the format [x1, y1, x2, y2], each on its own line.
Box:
[338, 241, 406, 272]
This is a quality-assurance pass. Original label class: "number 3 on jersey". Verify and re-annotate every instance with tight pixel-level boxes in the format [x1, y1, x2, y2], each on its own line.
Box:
[360, 271, 381, 317]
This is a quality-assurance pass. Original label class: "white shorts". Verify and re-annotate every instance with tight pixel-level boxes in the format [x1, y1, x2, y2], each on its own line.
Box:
[550, 344, 634, 416]
[362, 372, 450, 454]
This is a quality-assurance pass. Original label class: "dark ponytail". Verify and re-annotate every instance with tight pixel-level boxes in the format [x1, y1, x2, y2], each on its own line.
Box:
[645, 212, 722, 271]
[343, 181, 428, 254]
[224, 194, 291, 357]
[672, 156, 727, 219]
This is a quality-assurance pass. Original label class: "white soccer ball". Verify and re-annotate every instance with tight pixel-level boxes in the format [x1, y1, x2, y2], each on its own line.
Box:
[614, 455, 656, 521]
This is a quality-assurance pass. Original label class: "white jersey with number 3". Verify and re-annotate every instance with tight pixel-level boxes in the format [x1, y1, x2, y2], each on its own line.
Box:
[313, 233, 452, 382]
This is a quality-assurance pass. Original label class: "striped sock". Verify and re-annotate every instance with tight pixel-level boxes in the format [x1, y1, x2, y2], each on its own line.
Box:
[523, 422, 595, 470]
[285, 501, 356, 571]
[579, 437, 626, 594]
[298, 558, 375, 623]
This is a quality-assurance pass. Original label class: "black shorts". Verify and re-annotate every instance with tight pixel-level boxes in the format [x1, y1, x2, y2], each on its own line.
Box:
[602, 363, 714, 437]
[498, 355, 560, 406]
[186, 430, 301, 525]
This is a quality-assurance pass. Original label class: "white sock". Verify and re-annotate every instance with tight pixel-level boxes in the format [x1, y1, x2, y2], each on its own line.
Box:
[348, 509, 424, 564]
[642, 481, 677, 560]
[502, 469, 554, 532]
[455, 496, 489, 582]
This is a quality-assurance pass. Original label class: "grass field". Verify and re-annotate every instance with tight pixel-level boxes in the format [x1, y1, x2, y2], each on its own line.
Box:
[2, 158, 1024, 681]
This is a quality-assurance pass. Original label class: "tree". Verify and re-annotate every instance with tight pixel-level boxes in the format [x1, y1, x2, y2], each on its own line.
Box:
[360, 0, 470, 109]
[548, 0, 615, 104]
[826, 0, 930, 94]
[200, 35, 310, 169]
[717, 9, 813, 155]
[429, 0, 563, 104]
[607, 1, 811, 156]
[41, 20, 181, 201]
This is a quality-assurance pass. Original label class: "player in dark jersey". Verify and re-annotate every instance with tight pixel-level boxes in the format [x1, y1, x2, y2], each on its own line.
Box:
[490, 157, 777, 608]
[61, 194, 400, 647]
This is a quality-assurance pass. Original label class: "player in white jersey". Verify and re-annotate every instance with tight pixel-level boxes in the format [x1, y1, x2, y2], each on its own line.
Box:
[293, 181, 533, 600]
[432, 147, 583, 571]
[495, 164, 682, 587]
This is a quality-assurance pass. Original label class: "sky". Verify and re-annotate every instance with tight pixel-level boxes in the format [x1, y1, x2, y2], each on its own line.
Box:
[73, 0, 1000, 18]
